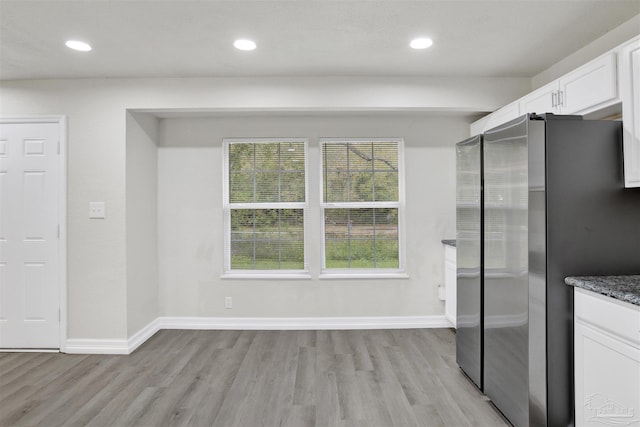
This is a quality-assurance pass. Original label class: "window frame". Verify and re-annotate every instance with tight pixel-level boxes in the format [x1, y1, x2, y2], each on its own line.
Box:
[319, 138, 407, 278]
[222, 137, 310, 278]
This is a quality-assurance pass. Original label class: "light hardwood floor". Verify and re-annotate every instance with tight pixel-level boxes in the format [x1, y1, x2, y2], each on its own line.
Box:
[0, 329, 508, 427]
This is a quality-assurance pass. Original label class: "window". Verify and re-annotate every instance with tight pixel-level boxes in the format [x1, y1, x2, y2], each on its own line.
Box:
[223, 139, 308, 274]
[320, 139, 404, 273]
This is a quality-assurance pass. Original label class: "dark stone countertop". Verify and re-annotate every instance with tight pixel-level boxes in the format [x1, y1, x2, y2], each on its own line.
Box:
[441, 239, 456, 247]
[565, 275, 640, 307]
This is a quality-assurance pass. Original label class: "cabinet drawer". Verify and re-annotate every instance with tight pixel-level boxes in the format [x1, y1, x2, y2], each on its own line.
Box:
[574, 288, 640, 346]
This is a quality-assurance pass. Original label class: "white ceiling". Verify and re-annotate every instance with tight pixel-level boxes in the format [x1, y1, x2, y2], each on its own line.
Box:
[1, 0, 639, 81]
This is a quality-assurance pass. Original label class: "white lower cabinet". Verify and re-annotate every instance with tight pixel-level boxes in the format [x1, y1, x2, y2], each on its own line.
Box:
[444, 244, 456, 327]
[574, 288, 640, 427]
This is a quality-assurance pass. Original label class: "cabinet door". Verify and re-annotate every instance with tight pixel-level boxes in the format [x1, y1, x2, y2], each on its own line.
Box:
[519, 81, 558, 115]
[559, 52, 618, 115]
[484, 101, 521, 132]
[621, 38, 640, 188]
[470, 114, 489, 136]
[575, 321, 640, 427]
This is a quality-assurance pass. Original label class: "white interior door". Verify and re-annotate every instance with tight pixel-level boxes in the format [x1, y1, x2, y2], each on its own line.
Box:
[0, 120, 61, 348]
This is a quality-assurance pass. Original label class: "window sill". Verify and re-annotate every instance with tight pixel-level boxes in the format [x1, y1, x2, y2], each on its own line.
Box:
[221, 273, 312, 280]
[318, 271, 409, 280]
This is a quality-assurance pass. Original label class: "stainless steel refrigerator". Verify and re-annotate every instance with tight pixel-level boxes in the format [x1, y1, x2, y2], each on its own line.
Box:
[457, 113, 640, 427]
[455, 134, 483, 390]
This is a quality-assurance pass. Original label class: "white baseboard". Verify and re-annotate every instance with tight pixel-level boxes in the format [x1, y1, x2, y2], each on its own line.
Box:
[445, 313, 456, 328]
[157, 315, 450, 330]
[64, 319, 162, 355]
[65, 315, 450, 354]
[127, 317, 162, 353]
[65, 339, 129, 355]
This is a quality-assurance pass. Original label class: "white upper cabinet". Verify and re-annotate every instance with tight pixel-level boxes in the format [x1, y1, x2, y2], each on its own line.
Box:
[559, 52, 618, 115]
[474, 50, 621, 133]
[519, 80, 558, 115]
[620, 37, 640, 188]
[470, 34, 640, 188]
[472, 101, 520, 134]
[469, 114, 489, 136]
[483, 101, 520, 132]
[519, 52, 618, 116]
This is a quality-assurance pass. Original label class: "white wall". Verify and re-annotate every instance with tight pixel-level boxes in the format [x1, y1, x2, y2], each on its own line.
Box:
[125, 112, 159, 337]
[158, 113, 467, 318]
[0, 76, 528, 340]
[0, 82, 130, 340]
[0, 16, 627, 343]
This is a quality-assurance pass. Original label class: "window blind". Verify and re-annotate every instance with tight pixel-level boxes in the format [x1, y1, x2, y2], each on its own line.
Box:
[224, 139, 307, 272]
[321, 139, 402, 271]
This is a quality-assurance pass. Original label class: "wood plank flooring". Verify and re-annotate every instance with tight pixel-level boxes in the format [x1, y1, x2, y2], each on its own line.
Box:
[0, 329, 509, 427]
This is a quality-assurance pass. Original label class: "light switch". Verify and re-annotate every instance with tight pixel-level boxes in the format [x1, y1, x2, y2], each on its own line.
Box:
[89, 202, 106, 219]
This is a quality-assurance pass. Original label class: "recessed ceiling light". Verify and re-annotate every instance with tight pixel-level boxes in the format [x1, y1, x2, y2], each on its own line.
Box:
[234, 39, 256, 51]
[65, 40, 92, 52]
[410, 38, 433, 50]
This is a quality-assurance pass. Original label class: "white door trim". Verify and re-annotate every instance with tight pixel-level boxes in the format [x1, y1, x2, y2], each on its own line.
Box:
[0, 116, 67, 351]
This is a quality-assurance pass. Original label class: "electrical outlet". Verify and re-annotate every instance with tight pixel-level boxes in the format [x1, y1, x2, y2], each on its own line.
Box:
[89, 202, 106, 219]
[225, 297, 232, 309]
